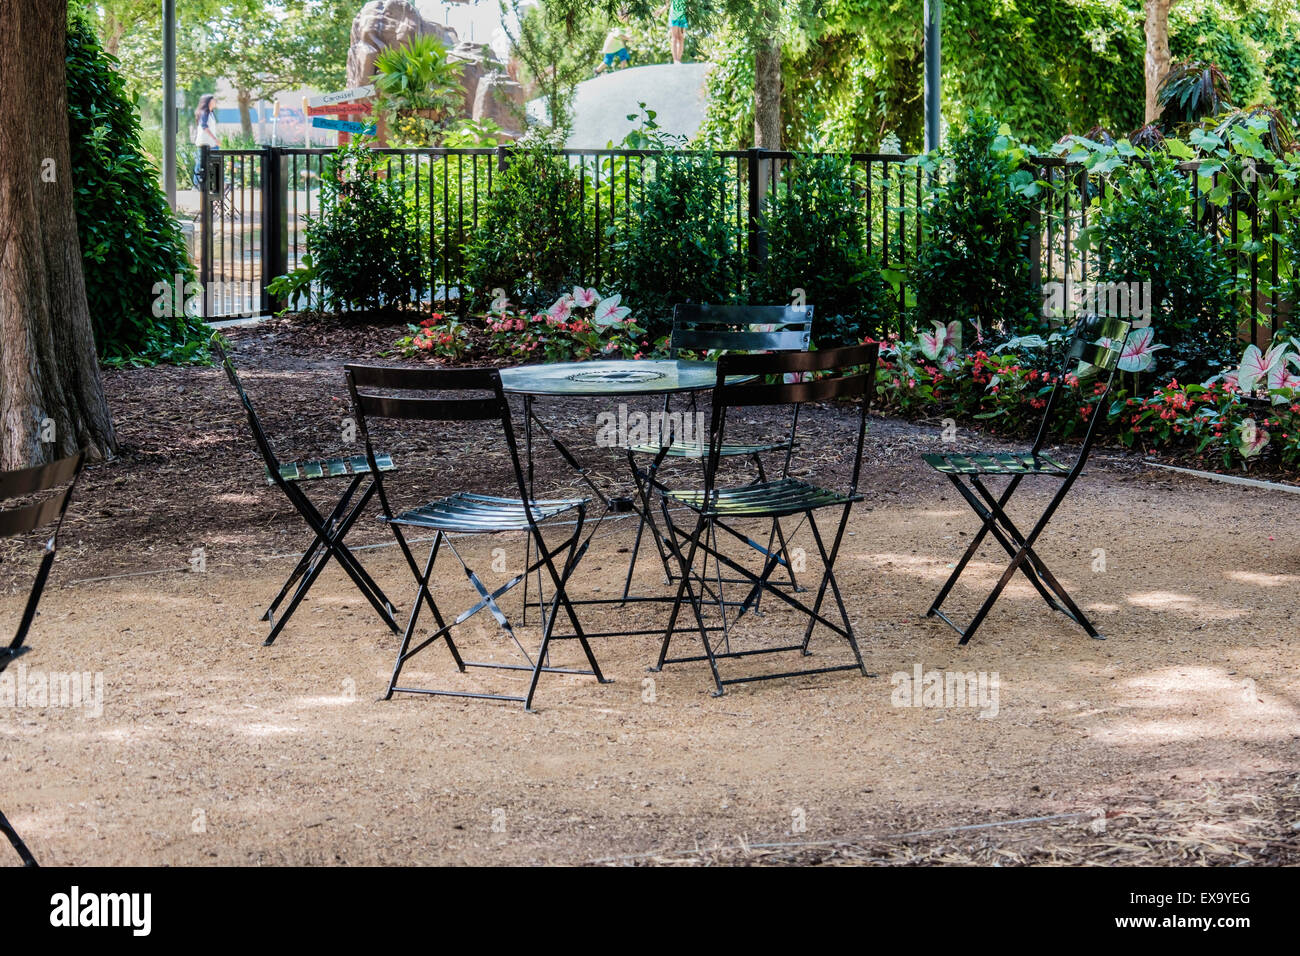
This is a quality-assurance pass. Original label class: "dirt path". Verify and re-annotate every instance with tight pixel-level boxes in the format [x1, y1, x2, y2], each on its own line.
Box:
[2, 324, 1297, 865]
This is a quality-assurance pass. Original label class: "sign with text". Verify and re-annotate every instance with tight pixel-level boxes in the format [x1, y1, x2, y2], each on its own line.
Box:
[311, 117, 376, 135]
[307, 84, 376, 107]
[306, 100, 373, 116]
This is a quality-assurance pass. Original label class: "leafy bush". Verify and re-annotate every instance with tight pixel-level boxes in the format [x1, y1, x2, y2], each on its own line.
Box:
[912, 115, 1042, 347]
[463, 140, 589, 312]
[304, 140, 428, 313]
[612, 147, 741, 341]
[1074, 146, 1237, 383]
[755, 153, 892, 346]
[66, 9, 207, 365]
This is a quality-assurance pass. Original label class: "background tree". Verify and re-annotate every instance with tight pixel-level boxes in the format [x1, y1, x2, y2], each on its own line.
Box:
[1, 0, 117, 468]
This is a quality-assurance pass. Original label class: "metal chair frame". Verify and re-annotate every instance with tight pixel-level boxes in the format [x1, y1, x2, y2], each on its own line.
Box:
[345, 364, 609, 712]
[653, 343, 880, 696]
[622, 303, 814, 608]
[922, 315, 1133, 644]
[213, 340, 400, 644]
[0, 451, 85, 867]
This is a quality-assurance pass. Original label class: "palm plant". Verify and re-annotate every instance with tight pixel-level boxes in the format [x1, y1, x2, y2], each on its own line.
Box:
[1157, 61, 1233, 128]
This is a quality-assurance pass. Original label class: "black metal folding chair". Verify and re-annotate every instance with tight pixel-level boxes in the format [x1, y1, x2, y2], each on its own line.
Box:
[0, 451, 84, 867]
[345, 364, 609, 712]
[212, 340, 400, 645]
[621, 303, 813, 605]
[653, 343, 879, 696]
[922, 314, 1133, 644]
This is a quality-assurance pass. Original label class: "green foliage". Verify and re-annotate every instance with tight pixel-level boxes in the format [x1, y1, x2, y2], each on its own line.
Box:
[1070, 141, 1237, 383]
[755, 154, 892, 346]
[462, 140, 590, 311]
[611, 117, 742, 339]
[1157, 61, 1234, 129]
[1168, 2, 1264, 109]
[912, 115, 1042, 346]
[373, 34, 466, 146]
[304, 140, 428, 313]
[66, 8, 208, 365]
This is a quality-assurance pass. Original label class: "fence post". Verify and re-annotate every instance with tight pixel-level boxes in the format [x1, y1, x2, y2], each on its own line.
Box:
[261, 146, 289, 316]
[199, 145, 214, 319]
[497, 143, 513, 174]
[747, 147, 767, 285]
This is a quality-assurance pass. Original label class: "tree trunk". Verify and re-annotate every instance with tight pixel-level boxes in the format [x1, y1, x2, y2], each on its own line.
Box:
[237, 88, 254, 139]
[0, 0, 117, 469]
[1144, 0, 1176, 124]
[753, 37, 782, 150]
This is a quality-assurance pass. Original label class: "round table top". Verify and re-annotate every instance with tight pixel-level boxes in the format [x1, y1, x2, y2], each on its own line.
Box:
[499, 359, 736, 397]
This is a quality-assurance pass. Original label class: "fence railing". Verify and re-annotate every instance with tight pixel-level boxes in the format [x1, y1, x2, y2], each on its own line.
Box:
[195, 145, 1294, 344]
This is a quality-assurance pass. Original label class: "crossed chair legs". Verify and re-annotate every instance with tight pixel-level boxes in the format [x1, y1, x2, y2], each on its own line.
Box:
[927, 473, 1101, 644]
[621, 451, 803, 611]
[263, 475, 400, 646]
[653, 499, 869, 696]
[383, 513, 610, 712]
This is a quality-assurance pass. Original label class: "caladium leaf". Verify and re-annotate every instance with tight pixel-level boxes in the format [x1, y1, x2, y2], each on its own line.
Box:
[1113, 327, 1167, 373]
[594, 294, 630, 327]
[1266, 362, 1300, 402]
[918, 320, 960, 360]
[1237, 343, 1286, 394]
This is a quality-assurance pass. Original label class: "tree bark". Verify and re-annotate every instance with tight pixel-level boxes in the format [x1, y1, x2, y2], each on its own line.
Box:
[1144, 0, 1176, 124]
[0, 0, 117, 469]
[237, 88, 254, 139]
[753, 37, 782, 150]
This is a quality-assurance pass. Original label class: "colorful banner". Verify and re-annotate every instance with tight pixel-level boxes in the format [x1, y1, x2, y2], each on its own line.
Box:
[306, 100, 373, 116]
[311, 117, 376, 135]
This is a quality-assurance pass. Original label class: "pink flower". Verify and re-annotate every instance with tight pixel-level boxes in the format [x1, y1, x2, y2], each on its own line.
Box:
[572, 286, 599, 308]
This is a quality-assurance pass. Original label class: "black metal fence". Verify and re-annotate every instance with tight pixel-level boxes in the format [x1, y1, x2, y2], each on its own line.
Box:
[195, 145, 1294, 344]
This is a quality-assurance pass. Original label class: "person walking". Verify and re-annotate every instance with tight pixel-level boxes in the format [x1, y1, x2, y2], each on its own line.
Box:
[192, 94, 220, 187]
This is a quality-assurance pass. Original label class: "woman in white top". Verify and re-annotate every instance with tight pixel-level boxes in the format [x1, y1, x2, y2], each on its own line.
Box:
[192, 94, 220, 185]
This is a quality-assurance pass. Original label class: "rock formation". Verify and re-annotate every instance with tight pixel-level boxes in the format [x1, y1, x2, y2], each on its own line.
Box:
[346, 0, 458, 90]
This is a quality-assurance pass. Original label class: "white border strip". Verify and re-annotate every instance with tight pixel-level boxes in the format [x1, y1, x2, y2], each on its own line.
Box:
[1144, 459, 1300, 495]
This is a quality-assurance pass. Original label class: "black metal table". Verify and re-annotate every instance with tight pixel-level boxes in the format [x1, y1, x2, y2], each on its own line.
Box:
[498, 359, 742, 629]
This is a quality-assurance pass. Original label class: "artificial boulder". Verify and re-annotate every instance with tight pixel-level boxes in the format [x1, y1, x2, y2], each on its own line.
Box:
[472, 72, 525, 137]
[346, 0, 457, 89]
[449, 41, 490, 117]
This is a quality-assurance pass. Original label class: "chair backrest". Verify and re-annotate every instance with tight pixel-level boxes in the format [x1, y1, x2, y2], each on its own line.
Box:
[1030, 314, 1133, 462]
[210, 337, 283, 477]
[0, 452, 85, 668]
[343, 364, 531, 522]
[670, 304, 813, 357]
[706, 343, 880, 496]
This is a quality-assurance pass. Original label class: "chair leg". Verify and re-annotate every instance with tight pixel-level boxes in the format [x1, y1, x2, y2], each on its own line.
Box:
[803, 508, 868, 675]
[654, 507, 725, 696]
[386, 531, 465, 698]
[264, 475, 362, 620]
[0, 808, 38, 866]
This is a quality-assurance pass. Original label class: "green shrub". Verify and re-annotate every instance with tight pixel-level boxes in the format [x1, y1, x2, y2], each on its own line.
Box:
[66, 8, 207, 364]
[756, 154, 892, 346]
[305, 140, 428, 313]
[1082, 152, 1237, 383]
[463, 140, 589, 312]
[912, 115, 1042, 347]
[611, 150, 741, 341]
